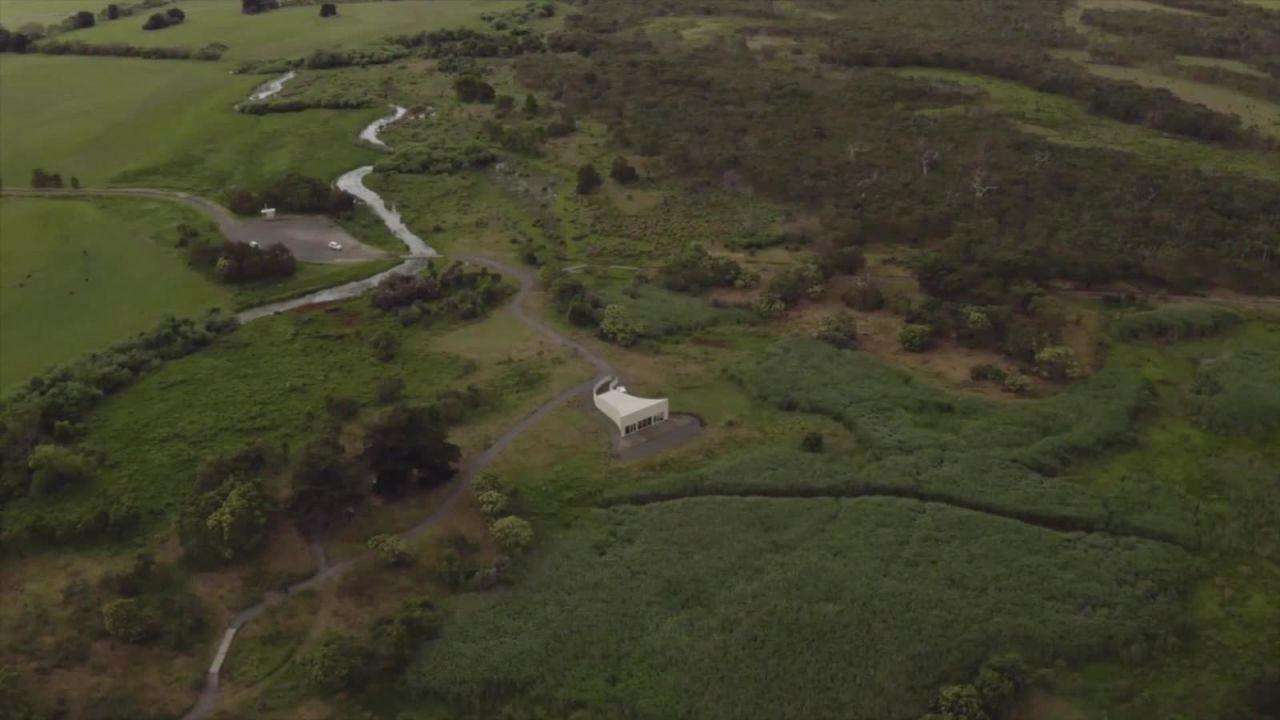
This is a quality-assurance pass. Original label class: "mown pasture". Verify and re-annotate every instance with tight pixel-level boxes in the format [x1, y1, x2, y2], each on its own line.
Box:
[0, 54, 379, 191]
[36, 0, 529, 61]
[0, 196, 229, 390]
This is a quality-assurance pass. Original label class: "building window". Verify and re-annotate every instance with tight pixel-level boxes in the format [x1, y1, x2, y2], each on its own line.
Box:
[625, 424, 637, 434]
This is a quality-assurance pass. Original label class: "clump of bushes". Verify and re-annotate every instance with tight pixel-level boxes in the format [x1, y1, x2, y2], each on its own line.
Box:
[899, 324, 934, 352]
[368, 533, 412, 567]
[185, 239, 296, 284]
[370, 261, 508, 319]
[376, 142, 497, 175]
[176, 477, 273, 564]
[304, 43, 409, 69]
[141, 7, 184, 30]
[302, 596, 442, 693]
[658, 244, 748, 294]
[223, 173, 355, 217]
[454, 75, 496, 103]
[815, 312, 858, 349]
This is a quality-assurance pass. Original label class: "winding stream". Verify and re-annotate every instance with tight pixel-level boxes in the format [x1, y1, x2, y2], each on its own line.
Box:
[230, 88, 437, 322]
[246, 70, 296, 101]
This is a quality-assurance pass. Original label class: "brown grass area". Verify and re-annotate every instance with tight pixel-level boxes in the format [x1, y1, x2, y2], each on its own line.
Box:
[189, 516, 316, 619]
[1013, 690, 1090, 720]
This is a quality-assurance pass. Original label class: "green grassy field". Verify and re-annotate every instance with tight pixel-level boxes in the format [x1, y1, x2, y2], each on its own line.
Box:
[0, 196, 230, 390]
[40, 0, 527, 61]
[897, 67, 1280, 181]
[0, 0, 92, 26]
[0, 54, 379, 192]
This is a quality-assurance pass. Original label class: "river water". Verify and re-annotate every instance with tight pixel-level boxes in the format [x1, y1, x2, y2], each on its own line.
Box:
[233, 79, 438, 322]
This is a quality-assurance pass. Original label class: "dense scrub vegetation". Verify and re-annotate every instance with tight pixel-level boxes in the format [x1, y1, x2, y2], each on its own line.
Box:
[509, 0, 1279, 294]
[406, 497, 1190, 719]
[223, 172, 354, 216]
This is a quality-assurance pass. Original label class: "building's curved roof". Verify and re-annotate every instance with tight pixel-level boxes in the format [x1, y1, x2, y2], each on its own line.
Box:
[597, 387, 665, 415]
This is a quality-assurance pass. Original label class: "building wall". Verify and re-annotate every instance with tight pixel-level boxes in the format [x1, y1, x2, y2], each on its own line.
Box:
[593, 377, 669, 436]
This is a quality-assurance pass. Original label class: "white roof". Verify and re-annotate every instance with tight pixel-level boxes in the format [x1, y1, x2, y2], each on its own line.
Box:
[597, 388, 664, 415]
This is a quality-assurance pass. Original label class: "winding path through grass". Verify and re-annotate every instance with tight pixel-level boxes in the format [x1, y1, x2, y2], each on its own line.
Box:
[124, 96, 616, 720]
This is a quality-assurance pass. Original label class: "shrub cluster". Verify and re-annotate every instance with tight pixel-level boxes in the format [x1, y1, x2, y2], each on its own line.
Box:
[223, 173, 355, 216]
[375, 142, 497, 175]
[141, 7, 184, 30]
[238, 95, 372, 114]
[371, 261, 508, 321]
[186, 239, 297, 284]
[304, 43, 408, 69]
[658, 244, 748, 294]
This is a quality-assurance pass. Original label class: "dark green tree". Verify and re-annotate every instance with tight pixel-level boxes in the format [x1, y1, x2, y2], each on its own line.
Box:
[360, 405, 460, 495]
[576, 163, 602, 194]
[610, 155, 639, 184]
[288, 435, 364, 524]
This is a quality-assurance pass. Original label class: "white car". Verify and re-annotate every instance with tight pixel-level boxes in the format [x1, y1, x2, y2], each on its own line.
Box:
[328, 241, 343, 251]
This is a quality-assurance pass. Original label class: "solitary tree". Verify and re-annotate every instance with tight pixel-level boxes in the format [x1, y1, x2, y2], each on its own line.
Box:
[576, 163, 602, 194]
[490, 516, 534, 554]
[522, 93, 540, 117]
[360, 405, 460, 495]
[72, 10, 96, 29]
[899, 323, 934, 353]
[70, 176, 80, 190]
[105, 4, 120, 20]
[319, 2, 337, 17]
[609, 156, 639, 184]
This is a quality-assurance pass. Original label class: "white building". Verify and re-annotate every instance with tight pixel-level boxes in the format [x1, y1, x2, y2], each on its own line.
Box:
[593, 377, 668, 437]
[260, 207, 277, 220]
